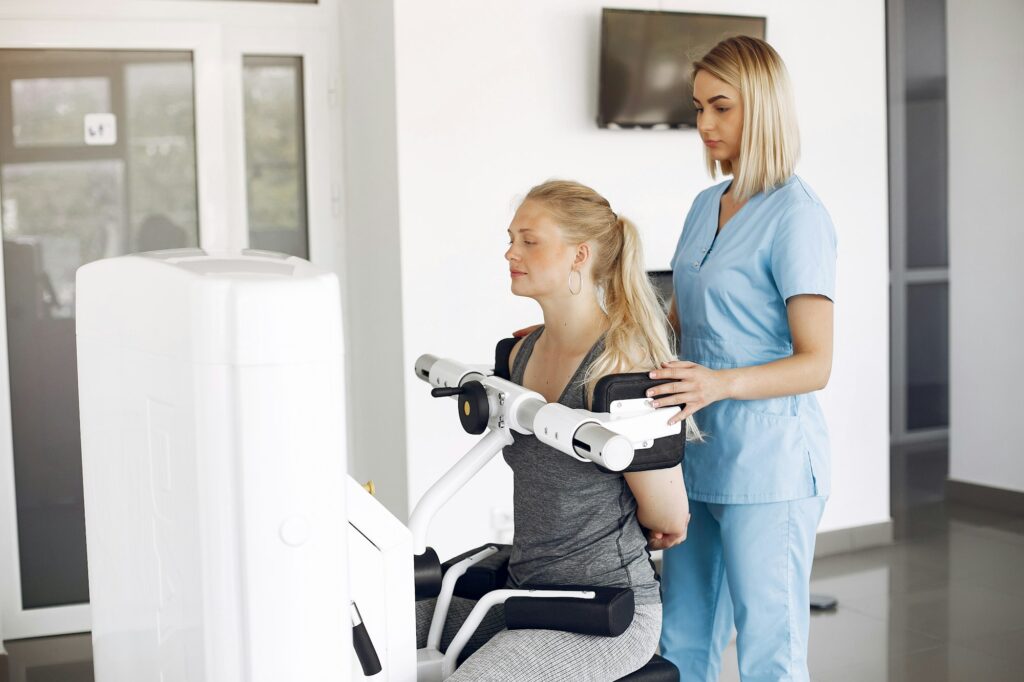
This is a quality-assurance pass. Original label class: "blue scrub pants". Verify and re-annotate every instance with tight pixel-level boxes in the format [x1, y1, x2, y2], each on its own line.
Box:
[659, 496, 826, 682]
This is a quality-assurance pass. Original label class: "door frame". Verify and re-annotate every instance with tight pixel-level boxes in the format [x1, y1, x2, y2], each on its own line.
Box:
[0, 0, 343, 640]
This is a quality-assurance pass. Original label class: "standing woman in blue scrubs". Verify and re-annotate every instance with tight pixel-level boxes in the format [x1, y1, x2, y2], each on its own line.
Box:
[647, 37, 837, 681]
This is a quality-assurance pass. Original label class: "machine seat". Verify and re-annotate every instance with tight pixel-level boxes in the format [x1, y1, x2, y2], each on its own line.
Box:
[442, 544, 680, 679]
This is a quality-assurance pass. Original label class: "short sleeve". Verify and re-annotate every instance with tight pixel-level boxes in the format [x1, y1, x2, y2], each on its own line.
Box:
[770, 201, 838, 303]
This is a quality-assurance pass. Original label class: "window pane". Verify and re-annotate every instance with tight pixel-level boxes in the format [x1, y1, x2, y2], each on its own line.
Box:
[0, 49, 198, 610]
[126, 61, 199, 249]
[905, 94, 948, 268]
[12, 77, 111, 148]
[902, 0, 948, 268]
[906, 282, 949, 430]
[243, 55, 308, 259]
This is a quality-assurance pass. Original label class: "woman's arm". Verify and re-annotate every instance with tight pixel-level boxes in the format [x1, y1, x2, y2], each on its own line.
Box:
[648, 294, 834, 423]
[624, 465, 690, 548]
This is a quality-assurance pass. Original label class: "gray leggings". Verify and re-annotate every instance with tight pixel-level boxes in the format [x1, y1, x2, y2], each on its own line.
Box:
[416, 596, 662, 681]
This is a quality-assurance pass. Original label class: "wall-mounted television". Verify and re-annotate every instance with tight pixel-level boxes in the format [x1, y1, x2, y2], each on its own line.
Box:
[598, 9, 766, 129]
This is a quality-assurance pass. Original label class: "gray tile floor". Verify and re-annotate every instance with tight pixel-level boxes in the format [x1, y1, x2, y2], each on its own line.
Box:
[5, 441, 1023, 681]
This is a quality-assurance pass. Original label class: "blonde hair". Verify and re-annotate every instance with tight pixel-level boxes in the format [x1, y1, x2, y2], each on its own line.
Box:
[693, 36, 800, 201]
[524, 180, 701, 440]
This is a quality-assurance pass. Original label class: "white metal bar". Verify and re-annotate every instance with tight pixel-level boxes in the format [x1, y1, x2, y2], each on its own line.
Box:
[408, 429, 512, 555]
[427, 545, 499, 650]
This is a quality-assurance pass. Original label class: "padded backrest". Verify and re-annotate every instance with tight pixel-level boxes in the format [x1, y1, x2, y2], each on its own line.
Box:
[441, 543, 512, 600]
[590, 372, 685, 473]
[493, 339, 685, 473]
[494, 337, 519, 380]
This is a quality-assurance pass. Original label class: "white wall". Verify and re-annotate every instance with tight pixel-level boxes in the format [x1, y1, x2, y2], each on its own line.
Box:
[338, 0, 411, 518]
[948, 0, 1024, 493]
[344, 0, 890, 559]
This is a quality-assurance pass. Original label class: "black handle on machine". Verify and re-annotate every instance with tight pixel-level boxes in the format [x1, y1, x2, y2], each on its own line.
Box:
[351, 601, 382, 677]
[430, 382, 490, 434]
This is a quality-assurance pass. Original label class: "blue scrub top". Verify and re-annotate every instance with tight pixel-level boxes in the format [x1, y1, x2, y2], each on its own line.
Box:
[672, 175, 837, 504]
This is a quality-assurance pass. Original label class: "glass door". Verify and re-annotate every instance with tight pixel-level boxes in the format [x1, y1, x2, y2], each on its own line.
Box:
[0, 46, 201, 638]
[0, 7, 341, 641]
[887, 0, 950, 516]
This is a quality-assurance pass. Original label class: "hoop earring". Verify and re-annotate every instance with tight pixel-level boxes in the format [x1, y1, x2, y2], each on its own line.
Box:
[568, 269, 582, 296]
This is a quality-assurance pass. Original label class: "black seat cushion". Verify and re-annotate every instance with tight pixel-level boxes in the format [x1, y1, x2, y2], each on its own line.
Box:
[505, 585, 635, 637]
[442, 546, 635, 636]
[441, 543, 512, 600]
[616, 654, 680, 681]
[414, 548, 443, 600]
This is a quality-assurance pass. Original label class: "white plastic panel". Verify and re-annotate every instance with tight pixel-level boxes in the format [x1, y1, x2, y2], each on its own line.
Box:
[76, 251, 349, 682]
[346, 476, 417, 681]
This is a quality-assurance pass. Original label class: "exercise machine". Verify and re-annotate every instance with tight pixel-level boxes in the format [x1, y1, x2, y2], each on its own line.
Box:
[77, 251, 682, 681]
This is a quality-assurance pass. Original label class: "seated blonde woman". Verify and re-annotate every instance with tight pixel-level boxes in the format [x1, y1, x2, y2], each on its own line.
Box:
[416, 180, 697, 681]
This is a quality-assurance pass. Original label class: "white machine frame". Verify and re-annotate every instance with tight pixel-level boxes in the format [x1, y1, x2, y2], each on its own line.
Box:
[75, 251, 682, 681]
[349, 352, 682, 681]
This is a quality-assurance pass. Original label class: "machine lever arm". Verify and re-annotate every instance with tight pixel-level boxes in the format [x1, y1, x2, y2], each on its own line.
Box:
[351, 601, 383, 676]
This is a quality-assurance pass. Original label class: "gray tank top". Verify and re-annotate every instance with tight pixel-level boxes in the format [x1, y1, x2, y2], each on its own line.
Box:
[502, 327, 661, 606]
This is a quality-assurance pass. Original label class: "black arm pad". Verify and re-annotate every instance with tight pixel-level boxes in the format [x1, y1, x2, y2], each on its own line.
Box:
[414, 548, 443, 600]
[441, 543, 512, 600]
[591, 372, 685, 473]
[494, 337, 519, 380]
[495, 338, 684, 473]
[505, 585, 635, 637]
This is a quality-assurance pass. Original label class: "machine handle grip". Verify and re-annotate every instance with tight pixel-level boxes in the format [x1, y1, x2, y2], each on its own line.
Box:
[431, 387, 463, 398]
[351, 601, 382, 676]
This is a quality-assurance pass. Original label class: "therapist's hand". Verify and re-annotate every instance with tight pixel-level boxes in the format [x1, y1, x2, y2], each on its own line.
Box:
[647, 360, 732, 424]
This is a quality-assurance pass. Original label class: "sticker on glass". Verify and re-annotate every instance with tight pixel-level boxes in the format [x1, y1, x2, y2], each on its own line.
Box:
[84, 113, 117, 146]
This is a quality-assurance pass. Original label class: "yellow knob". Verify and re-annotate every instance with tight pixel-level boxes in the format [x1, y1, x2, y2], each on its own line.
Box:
[463, 401, 471, 416]
[362, 480, 376, 496]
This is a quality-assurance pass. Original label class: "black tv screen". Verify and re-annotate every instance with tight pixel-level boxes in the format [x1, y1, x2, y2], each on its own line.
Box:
[598, 9, 766, 129]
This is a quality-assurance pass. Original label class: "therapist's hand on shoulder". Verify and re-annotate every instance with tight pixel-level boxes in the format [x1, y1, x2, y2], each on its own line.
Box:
[646, 361, 731, 424]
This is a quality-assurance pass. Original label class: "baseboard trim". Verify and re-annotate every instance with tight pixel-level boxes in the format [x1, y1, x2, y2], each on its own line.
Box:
[947, 479, 1024, 515]
[814, 520, 894, 558]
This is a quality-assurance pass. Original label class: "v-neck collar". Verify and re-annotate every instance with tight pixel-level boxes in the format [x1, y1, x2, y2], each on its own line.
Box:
[715, 180, 748, 235]
[693, 181, 762, 269]
[519, 326, 605, 405]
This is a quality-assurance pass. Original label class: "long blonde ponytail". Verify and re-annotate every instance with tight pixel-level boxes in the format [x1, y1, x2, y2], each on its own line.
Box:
[523, 180, 700, 440]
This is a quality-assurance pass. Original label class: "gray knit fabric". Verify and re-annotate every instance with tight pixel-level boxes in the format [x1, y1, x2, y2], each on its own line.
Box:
[416, 597, 662, 681]
[503, 327, 661, 607]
